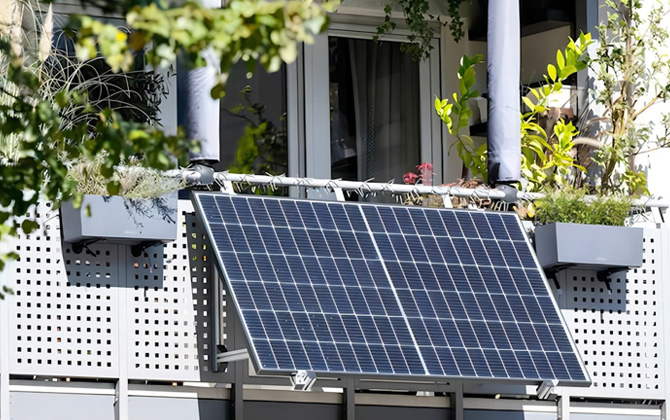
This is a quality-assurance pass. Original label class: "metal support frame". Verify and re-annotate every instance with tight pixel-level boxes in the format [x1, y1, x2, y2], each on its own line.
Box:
[452, 383, 464, 420]
[115, 245, 129, 420]
[557, 393, 570, 420]
[343, 378, 356, 420]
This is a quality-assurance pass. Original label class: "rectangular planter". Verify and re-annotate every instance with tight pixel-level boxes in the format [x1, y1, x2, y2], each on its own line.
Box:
[60, 193, 178, 245]
[534, 222, 643, 270]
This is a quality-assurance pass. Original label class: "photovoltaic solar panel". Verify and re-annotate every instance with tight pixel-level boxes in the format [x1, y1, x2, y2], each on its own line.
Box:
[193, 192, 589, 384]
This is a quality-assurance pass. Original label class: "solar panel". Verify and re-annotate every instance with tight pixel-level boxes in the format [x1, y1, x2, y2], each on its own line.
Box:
[193, 192, 589, 384]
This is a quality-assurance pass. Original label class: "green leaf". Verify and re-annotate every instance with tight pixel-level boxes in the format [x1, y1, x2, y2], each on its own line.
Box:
[547, 64, 557, 82]
[21, 219, 39, 234]
[556, 50, 565, 69]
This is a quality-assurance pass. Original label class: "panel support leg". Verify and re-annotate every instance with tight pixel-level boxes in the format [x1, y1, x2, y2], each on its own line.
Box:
[230, 361, 244, 420]
[451, 383, 463, 420]
[557, 395, 570, 420]
[116, 244, 129, 420]
[343, 378, 355, 420]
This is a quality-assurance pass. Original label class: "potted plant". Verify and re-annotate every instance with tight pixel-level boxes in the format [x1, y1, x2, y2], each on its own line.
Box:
[532, 188, 643, 271]
[60, 156, 184, 252]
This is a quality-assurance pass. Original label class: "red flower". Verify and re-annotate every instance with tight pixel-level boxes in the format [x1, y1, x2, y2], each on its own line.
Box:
[403, 172, 419, 185]
[417, 162, 433, 173]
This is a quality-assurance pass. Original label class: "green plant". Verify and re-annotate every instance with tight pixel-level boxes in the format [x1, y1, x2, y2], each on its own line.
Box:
[580, 0, 670, 195]
[534, 188, 632, 226]
[376, 0, 465, 61]
[434, 33, 593, 192]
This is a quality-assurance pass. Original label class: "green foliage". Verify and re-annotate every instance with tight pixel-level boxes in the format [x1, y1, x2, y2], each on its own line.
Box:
[587, 0, 670, 195]
[435, 54, 487, 179]
[534, 188, 632, 226]
[228, 86, 288, 195]
[434, 34, 593, 192]
[71, 0, 332, 97]
[376, 0, 464, 61]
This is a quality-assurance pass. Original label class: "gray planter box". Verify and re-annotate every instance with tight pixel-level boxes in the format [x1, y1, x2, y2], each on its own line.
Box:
[534, 222, 643, 270]
[60, 193, 178, 245]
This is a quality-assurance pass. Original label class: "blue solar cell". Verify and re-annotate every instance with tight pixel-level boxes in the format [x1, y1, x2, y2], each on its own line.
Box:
[259, 311, 283, 340]
[452, 348, 476, 376]
[210, 225, 233, 252]
[360, 206, 382, 228]
[488, 322, 511, 349]
[276, 312, 300, 340]
[462, 266, 487, 293]
[320, 342, 345, 371]
[452, 238, 475, 265]
[254, 340, 278, 369]
[435, 347, 460, 376]
[344, 205, 368, 232]
[362, 288, 385, 316]
[449, 266, 473, 293]
[468, 239, 491, 266]
[456, 213, 479, 239]
[303, 342, 327, 371]
[500, 214, 525, 240]
[313, 286, 337, 313]
[287, 341, 311, 369]
[312, 202, 336, 230]
[292, 312, 317, 341]
[340, 231, 363, 258]
[516, 351, 540, 379]
[499, 242, 522, 267]
[469, 348, 493, 377]
[425, 210, 448, 236]
[411, 210, 432, 236]
[322, 231, 347, 258]
[442, 212, 464, 237]
[394, 208, 417, 235]
[195, 193, 588, 384]
[302, 257, 326, 285]
[232, 198, 254, 225]
[369, 344, 394, 374]
[352, 344, 377, 372]
[338, 343, 361, 371]
[484, 349, 508, 377]
[296, 284, 320, 312]
[264, 200, 287, 226]
[471, 212, 495, 240]
[281, 201, 303, 229]
[499, 350, 523, 378]
[248, 199, 271, 226]
[329, 205, 352, 231]
[296, 201, 320, 229]
[461, 293, 485, 320]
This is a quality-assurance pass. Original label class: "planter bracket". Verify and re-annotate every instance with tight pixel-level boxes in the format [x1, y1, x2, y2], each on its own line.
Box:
[597, 268, 624, 293]
[130, 241, 164, 258]
[71, 239, 100, 256]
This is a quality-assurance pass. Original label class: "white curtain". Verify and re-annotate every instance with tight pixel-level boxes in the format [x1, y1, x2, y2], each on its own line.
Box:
[347, 39, 421, 183]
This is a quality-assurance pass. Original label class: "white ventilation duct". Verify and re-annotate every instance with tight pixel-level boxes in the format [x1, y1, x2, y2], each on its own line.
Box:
[487, 0, 521, 185]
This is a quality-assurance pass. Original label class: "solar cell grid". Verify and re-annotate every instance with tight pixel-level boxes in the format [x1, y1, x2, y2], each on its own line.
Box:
[194, 193, 589, 385]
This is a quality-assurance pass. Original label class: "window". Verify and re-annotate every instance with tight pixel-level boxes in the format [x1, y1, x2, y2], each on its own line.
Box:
[301, 23, 443, 186]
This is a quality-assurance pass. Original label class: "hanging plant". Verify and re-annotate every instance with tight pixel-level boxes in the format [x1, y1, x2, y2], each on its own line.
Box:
[376, 0, 465, 61]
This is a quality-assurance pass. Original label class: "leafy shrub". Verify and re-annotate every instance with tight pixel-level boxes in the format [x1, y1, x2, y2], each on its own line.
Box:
[534, 189, 632, 226]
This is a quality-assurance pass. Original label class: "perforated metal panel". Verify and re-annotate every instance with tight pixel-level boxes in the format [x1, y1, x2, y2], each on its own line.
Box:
[560, 228, 665, 399]
[127, 201, 217, 381]
[3, 200, 221, 383]
[7, 204, 120, 378]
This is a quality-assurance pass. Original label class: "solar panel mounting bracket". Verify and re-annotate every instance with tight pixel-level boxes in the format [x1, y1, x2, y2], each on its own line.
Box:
[536, 379, 559, 400]
[216, 347, 250, 364]
[290, 370, 317, 391]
